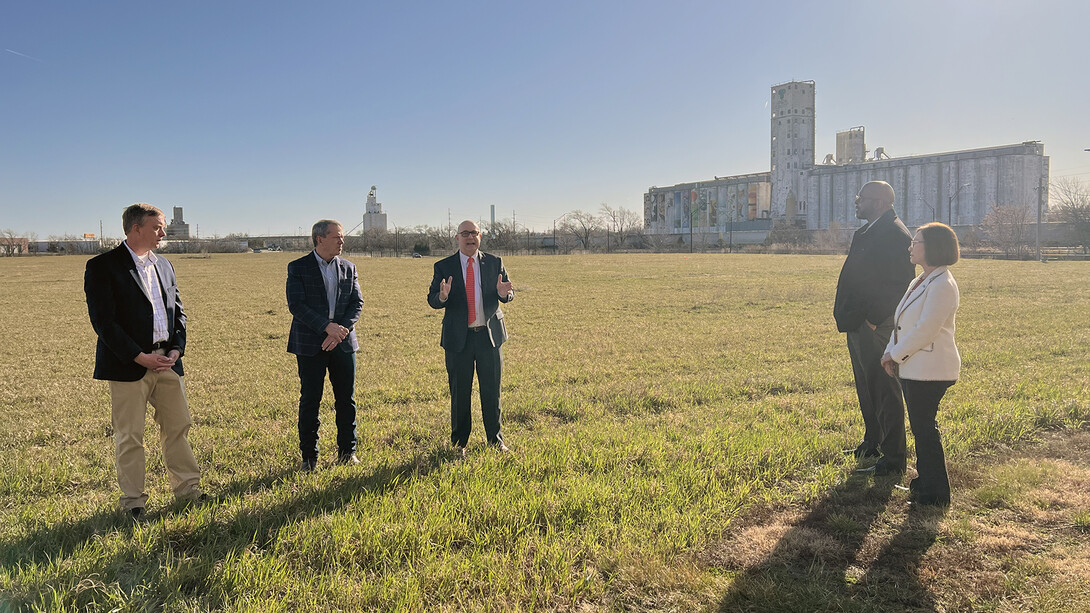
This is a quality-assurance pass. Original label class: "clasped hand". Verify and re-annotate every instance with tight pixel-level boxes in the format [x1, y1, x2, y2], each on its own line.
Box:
[322, 322, 350, 351]
[136, 349, 180, 372]
[880, 352, 897, 378]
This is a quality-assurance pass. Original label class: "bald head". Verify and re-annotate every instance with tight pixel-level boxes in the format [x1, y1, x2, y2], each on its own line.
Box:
[855, 181, 896, 222]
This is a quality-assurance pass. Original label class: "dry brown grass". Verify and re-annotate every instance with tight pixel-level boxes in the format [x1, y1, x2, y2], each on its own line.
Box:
[695, 429, 1090, 612]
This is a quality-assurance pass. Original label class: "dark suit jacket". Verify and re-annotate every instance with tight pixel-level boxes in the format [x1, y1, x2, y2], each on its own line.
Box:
[427, 251, 511, 352]
[833, 209, 915, 333]
[286, 252, 364, 356]
[85, 243, 186, 381]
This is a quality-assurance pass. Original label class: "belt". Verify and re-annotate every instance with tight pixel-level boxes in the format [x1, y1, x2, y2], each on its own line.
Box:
[150, 341, 171, 351]
[468, 326, 487, 333]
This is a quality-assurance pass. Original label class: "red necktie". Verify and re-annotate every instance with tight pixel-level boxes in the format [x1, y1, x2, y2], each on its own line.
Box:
[465, 257, 476, 326]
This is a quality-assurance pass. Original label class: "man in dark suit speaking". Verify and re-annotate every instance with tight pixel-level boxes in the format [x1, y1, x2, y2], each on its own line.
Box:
[287, 219, 364, 471]
[428, 220, 514, 456]
[834, 181, 915, 476]
[84, 203, 205, 521]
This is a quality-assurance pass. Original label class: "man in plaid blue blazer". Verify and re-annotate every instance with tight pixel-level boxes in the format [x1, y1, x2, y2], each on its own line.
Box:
[286, 219, 364, 471]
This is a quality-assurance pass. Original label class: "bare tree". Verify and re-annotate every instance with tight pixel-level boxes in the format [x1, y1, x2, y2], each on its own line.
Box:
[598, 203, 642, 250]
[560, 210, 601, 250]
[1051, 177, 1090, 252]
[0, 229, 26, 256]
[425, 224, 456, 253]
[485, 217, 520, 251]
[981, 203, 1031, 259]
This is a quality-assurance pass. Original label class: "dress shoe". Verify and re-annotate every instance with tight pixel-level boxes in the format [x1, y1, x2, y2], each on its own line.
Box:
[854, 463, 905, 477]
[494, 443, 511, 453]
[337, 453, 360, 466]
[453, 446, 467, 459]
[301, 458, 317, 472]
[843, 447, 881, 460]
[908, 495, 950, 508]
[181, 492, 213, 505]
[128, 507, 146, 523]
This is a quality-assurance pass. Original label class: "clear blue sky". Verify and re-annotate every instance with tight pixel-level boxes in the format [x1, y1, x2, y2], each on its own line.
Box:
[3, 1, 1088, 238]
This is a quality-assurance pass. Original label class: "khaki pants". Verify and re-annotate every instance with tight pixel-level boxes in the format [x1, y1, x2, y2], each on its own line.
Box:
[109, 366, 201, 510]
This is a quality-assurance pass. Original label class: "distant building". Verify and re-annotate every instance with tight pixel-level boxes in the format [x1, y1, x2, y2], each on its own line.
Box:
[167, 206, 191, 239]
[645, 80, 1050, 235]
[362, 186, 388, 232]
[1, 236, 29, 255]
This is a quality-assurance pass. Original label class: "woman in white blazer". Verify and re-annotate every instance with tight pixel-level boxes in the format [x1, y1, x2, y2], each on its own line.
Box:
[880, 222, 961, 507]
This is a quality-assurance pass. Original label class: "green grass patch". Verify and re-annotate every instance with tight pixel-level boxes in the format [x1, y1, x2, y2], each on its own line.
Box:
[1, 253, 1088, 610]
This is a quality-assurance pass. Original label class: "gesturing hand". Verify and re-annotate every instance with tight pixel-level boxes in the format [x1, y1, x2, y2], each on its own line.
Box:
[439, 276, 453, 301]
[496, 274, 512, 296]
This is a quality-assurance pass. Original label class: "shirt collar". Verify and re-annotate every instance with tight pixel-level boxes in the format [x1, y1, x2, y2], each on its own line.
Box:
[313, 250, 337, 267]
[123, 240, 157, 266]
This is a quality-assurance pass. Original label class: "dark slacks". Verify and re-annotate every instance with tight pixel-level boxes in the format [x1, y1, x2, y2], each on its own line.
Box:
[296, 350, 358, 460]
[445, 328, 503, 447]
[902, 379, 954, 501]
[846, 319, 906, 471]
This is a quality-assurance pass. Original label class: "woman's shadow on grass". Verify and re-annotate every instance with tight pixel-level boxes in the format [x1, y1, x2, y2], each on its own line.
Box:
[712, 472, 943, 612]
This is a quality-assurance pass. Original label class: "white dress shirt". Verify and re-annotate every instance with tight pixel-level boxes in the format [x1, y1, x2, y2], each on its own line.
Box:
[459, 251, 486, 327]
[124, 241, 170, 344]
[314, 251, 339, 319]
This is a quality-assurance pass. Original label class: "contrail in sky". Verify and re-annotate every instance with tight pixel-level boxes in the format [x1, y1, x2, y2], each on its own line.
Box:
[5, 48, 46, 63]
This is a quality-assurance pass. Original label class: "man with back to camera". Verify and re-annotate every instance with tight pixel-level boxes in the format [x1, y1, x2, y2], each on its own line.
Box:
[427, 220, 514, 457]
[286, 219, 364, 471]
[84, 203, 207, 522]
[834, 180, 915, 476]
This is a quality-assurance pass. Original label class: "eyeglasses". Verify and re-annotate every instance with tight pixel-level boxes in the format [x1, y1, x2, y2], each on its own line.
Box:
[458, 230, 480, 238]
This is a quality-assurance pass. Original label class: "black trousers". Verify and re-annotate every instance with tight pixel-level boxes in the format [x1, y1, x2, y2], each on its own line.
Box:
[902, 378, 954, 501]
[296, 350, 358, 460]
[846, 319, 906, 471]
[445, 329, 503, 447]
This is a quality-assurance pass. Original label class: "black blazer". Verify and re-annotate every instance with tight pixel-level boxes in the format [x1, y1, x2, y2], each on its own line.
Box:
[85, 243, 186, 381]
[427, 251, 511, 352]
[833, 209, 915, 333]
[286, 252, 364, 357]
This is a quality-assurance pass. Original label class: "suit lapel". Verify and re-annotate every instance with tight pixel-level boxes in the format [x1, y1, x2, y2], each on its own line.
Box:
[119, 246, 154, 304]
[897, 267, 947, 318]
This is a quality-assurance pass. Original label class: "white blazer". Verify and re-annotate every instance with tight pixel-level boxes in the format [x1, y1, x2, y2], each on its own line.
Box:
[884, 266, 961, 381]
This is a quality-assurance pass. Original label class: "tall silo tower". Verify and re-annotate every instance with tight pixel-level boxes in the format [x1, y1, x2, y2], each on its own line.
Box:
[770, 81, 815, 222]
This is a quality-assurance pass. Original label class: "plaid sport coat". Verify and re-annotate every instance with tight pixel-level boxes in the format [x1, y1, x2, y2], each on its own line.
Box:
[286, 251, 364, 357]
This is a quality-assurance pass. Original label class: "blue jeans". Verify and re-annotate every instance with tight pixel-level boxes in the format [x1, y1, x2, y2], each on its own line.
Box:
[296, 350, 357, 460]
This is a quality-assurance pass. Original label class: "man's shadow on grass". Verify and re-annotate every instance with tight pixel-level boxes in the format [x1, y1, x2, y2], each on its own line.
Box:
[713, 472, 943, 613]
[1, 445, 455, 608]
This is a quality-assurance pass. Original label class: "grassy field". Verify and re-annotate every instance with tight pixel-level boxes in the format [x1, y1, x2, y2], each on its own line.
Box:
[0, 252, 1087, 612]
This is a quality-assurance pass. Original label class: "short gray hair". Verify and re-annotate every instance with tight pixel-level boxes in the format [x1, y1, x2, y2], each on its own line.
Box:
[311, 219, 342, 246]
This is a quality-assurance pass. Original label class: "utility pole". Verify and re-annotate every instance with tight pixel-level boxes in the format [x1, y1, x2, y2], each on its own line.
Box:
[1036, 176, 1044, 261]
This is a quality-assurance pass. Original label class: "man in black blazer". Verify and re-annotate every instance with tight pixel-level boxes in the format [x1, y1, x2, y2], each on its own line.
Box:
[834, 181, 915, 476]
[287, 219, 364, 471]
[427, 220, 514, 456]
[84, 203, 205, 521]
